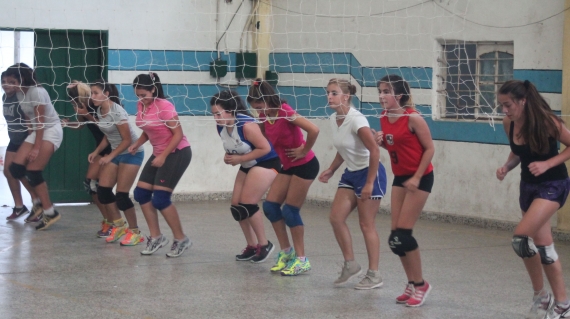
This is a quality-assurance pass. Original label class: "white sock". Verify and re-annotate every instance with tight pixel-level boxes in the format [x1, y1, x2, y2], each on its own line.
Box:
[43, 206, 55, 217]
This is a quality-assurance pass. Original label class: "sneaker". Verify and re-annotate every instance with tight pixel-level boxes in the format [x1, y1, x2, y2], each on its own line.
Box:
[35, 211, 61, 230]
[406, 281, 432, 307]
[547, 303, 570, 319]
[105, 225, 127, 243]
[120, 229, 145, 246]
[25, 203, 43, 223]
[396, 283, 415, 304]
[6, 206, 29, 220]
[354, 270, 384, 290]
[166, 236, 192, 258]
[333, 260, 362, 286]
[528, 292, 553, 319]
[97, 221, 113, 238]
[236, 245, 258, 261]
[140, 235, 169, 255]
[250, 241, 275, 263]
[270, 249, 296, 272]
[280, 257, 311, 276]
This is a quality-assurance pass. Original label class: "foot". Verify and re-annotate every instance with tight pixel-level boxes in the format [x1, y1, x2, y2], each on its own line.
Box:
[547, 302, 570, 319]
[120, 229, 145, 246]
[97, 221, 113, 238]
[270, 249, 296, 273]
[333, 260, 362, 286]
[280, 257, 311, 276]
[527, 291, 553, 319]
[235, 245, 257, 261]
[396, 283, 415, 304]
[166, 236, 192, 258]
[354, 270, 383, 290]
[35, 211, 61, 230]
[105, 225, 127, 243]
[406, 281, 432, 307]
[140, 235, 169, 255]
[25, 203, 43, 223]
[6, 206, 29, 221]
[250, 241, 275, 263]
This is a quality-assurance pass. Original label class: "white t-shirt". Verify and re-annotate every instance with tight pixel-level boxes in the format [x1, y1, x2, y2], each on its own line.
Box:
[96, 103, 143, 155]
[331, 107, 371, 172]
[17, 86, 60, 128]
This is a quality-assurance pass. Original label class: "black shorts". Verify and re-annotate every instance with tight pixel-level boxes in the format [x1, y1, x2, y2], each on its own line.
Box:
[280, 156, 320, 180]
[239, 157, 281, 174]
[393, 171, 434, 193]
[138, 147, 192, 189]
[6, 141, 22, 153]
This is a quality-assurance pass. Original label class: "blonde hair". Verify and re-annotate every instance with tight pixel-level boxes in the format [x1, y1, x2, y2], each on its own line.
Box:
[67, 80, 91, 108]
[327, 78, 357, 104]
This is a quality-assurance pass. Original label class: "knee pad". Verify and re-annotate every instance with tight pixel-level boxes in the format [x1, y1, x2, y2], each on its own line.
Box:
[26, 170, 44, 187]
[116, 192, 134, 211]
[263, 201, 283, 223]
[388, 229, 418, 257]
[151, 190, 172, 210]
[512, 235, 538, 259]
[134, 187, 152, 205]
[537, 243, 558, 265]
[83, 178, 97, 195]
[9, 163, 26, 179]
[97, 186, 116, 205]
[230, 203, 259, 221]
[282, 204, 303, 227]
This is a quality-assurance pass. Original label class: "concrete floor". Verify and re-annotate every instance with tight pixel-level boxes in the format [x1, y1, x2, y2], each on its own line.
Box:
[1, 197, 570, 319]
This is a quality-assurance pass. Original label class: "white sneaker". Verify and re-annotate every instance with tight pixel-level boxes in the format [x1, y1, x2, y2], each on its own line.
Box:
[140, 234, 169, 255]
[166, 236, 192, 258]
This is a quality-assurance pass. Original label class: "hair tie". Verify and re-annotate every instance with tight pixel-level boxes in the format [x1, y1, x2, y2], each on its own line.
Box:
[149, 72, 155, 81]
[253, 80, 260, 87]
[523, 80, 530, 89]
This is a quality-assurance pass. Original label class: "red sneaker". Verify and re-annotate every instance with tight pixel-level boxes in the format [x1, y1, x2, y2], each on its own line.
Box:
[396, 283, 414, 304]
[406, 281, 432, 307]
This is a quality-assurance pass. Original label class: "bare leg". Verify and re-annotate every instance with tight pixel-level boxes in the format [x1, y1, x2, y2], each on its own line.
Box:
[329, 188, 358, 261]
[356, 197, 381, 271]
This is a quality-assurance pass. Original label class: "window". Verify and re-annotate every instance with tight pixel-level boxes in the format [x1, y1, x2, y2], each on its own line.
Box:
[438, 42, 513, 120]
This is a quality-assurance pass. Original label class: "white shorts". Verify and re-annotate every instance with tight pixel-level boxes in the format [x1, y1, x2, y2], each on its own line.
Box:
[25, 124, 63, 151]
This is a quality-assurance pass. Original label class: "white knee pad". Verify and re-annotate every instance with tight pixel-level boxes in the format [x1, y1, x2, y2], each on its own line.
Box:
[537, 243, 559, 265]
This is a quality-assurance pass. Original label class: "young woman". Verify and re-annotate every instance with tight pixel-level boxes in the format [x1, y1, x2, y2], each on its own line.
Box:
[374, 74, 434, 307]
[65, 81, 113, 237]
[496, 80, 570, 319]
[7, 63, 63, 230]
[210, 90, 280, 262]
[318, 78, 386, 288]
[247, 79, 320, 274]
[2, 66, 41, 222]
[128, 72, 192, 257]
[89, 79, 145, 246]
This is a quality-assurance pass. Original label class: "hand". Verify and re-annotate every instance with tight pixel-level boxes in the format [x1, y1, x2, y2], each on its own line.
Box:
[76, 105, 88, 116]
[496, 166, 508, 181]
[27, 148, 40, 162]
[286, 145, 307, 162]
[61, 118, 68, 128]
[151, 155, 166, 167]
[224, 153, 242, 166]
[360, 183, 373, 200]
[372, 129, 384, 146]
[99, 155, 112, 166]
[528, 161, 551, 177]
[128, 145, 138, 155]
[402, 176, 420, 192]
[87, 152, 98, 163]
[318, 168, 334, 183]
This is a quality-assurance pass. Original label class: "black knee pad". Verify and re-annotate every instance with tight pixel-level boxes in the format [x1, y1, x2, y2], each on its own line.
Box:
[26, 170, 44, 187]
[116, 192, 134, 211]
[388, 229, 418, 257]
[537, 243, 558, 265]
[512, 235, 538, 259]
[97, 186, 116, 205]
[230, 203, 259, 221]
[9, 163, 26, 179]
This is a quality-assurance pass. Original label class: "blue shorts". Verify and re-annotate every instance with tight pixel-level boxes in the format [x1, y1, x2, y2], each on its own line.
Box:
[111, 151, 144, 166]
[338, 164, 387, 200]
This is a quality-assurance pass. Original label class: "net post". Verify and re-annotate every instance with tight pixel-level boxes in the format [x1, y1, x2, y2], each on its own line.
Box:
[254, 0, 271, 79]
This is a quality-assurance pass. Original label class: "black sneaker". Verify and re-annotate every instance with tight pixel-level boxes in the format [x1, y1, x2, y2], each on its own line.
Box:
[25, 203, 43, 223]
[236, 245, 258, 261]
[250, 241, 275, 263]
[35, 210, 61, 230]
[6, 206, 30, 220]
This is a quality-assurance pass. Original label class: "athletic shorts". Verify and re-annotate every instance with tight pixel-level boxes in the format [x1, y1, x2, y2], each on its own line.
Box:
[280, 156, 320, 180]
[338, 163, 387, 200]
[519, 178, 570, 212]
[393, 171, 434, 193]
[6, 141, 22, 153]
[111, 151, 144, 166]
[138, 146, 191, 189]
[239, 157, 281, 174]
[24, 125, 64, 151]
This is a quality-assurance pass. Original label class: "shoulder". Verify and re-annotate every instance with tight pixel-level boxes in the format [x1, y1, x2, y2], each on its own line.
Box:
[502, 116, 512, 136]
[279, 103, 296, 117]
[156, 98, 175, 108]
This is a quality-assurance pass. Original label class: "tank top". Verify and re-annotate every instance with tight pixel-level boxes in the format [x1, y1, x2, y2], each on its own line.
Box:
[217, 113, 278, 168]
[509, 121, 567, 183]
[380, 109, 433, 176]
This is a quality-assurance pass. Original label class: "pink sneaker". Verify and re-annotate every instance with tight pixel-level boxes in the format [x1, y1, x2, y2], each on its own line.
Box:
[396, 283, 414, 304]
[406, 281, 432, 307]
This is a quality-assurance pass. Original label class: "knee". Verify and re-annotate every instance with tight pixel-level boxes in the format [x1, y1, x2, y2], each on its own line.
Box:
[388, 229, 418, 257]
[537, 243, 559, 265]
[263, 201, 283, 223]
[359, 220, 377, 234]
[282, 204, 303, 227]
[97, 186, 116, 205]
[134, 187, 152, 205]
[151, 190, 172, 211]
[25, 170, 45, 187]
[9, 163, 26, 180]
[512, 235, 539, 259]
[230, 203, 259, 221]
[116, 192, 134, 211]
[329, 212, 345, 227]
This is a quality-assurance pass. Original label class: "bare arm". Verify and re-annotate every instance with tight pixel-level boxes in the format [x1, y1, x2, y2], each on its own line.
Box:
[409, 114, 435, 180]
[528, 118, 570, 176]
[287, 114, 320, 161]
[357, 126, 380, 199]
[150, 116, 184, 167]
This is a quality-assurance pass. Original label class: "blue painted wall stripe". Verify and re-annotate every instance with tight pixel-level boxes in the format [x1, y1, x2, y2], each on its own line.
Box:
[513, 69, 562, 94]
[109, 50, 236, 72]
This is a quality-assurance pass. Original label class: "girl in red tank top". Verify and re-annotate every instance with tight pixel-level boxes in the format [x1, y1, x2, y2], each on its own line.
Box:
[374, 74, 435, 307]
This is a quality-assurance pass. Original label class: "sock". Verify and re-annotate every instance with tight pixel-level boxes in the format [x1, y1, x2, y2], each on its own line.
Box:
[414, 281, 425, 287]
[43, 206, 55, 217]
[283, 247, 293, 254]
[15, 206, 23, 209]
[112, 218, 125, 227]
[33, 198, 41, 205]
[298, 256, 306, 262]
[130, 227, 140, 234]
[368, 269, 379, 275]
[152, 234, 163, 240]
[557, 300, 570, 309]
[408, 281, 414, 285]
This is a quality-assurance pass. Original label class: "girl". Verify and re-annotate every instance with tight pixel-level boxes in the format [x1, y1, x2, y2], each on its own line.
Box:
[210, 90, 280, 261]
[2, 66, 41, 222]
[496, 80, 570, 319]
[7, 63, 63, 230]
[247, 79, 320, 274]
[128, 73, 192, 257]
[89, 79, 145, 246]
[65, 81, 113, 237]
[318, 78, 387, 288]
[375, 74, 435, 307]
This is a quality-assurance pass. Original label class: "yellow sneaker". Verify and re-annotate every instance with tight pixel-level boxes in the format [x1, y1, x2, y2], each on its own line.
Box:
[270, 249, 295, 273]
[280, 257, 312, 276]
[106, 225, 127, 243]
[120, 229, 144, 246]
